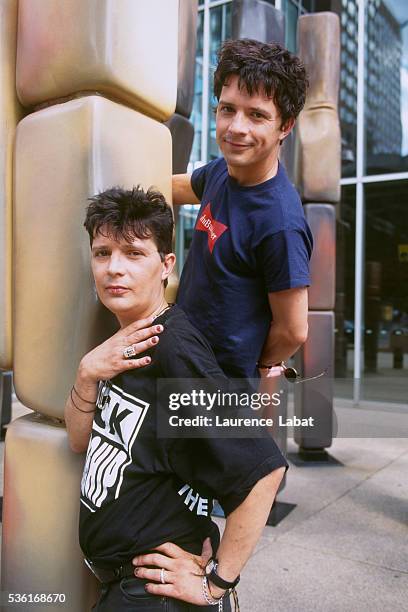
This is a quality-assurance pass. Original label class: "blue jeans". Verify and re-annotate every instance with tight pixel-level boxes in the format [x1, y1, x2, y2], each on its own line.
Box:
[91, 576, 232, 611]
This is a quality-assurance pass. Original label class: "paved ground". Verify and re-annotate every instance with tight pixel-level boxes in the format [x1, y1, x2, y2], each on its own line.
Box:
[233, 433, 408, 611]
[1, 396, 407, 611]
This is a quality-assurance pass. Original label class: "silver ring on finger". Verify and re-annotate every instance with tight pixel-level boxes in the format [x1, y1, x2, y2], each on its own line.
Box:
[160, 568, 166, 584]
[123, 345, 137, 359]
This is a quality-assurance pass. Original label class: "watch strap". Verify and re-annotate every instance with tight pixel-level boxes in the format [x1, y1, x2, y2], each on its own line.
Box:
[209, 567, 240, 590]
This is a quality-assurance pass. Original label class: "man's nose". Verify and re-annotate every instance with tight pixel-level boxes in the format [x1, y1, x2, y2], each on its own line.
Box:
[228, 111, 249, 134]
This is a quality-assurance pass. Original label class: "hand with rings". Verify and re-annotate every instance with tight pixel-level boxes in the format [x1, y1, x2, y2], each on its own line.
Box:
[132, 539, 217, 606]
[123, 345, 138, 359]
[78, 315, 164, 384]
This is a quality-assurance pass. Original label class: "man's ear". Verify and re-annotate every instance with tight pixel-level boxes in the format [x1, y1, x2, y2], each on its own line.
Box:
[162, 253, 176, 282]
[279, 117, 296, 144]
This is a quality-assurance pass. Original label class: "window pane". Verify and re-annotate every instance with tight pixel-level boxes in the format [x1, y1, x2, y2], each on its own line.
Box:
[362, 180, 408, 402]
[335, 185, 356, 386]
[339, 0, 358, 177]
[302, 0, 315, 11]
[282, 0, 299, 53]
[365, 0, 408, 174]
[207, 2, 232, 160]
[191, 11, 204, 164]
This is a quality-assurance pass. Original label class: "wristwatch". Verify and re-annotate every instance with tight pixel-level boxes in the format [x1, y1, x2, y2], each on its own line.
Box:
[257, 361, 298, 382]
[205, 558, 240, 590]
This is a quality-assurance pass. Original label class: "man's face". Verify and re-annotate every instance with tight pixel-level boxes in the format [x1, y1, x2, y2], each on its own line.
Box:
[216, 75, 292, 180]
[91, 226, 173, 327]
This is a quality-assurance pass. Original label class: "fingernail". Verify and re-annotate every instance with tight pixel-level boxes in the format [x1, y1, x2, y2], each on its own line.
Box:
[151, 336, 159, 344]
[156, 325, 163, 332]
[145, 357, 151, 364]
[134, 567, 139, 576]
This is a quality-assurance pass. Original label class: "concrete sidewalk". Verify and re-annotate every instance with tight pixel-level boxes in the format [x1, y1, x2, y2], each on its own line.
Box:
[229, 432, 408, 611]
[1, 399, 407, 611]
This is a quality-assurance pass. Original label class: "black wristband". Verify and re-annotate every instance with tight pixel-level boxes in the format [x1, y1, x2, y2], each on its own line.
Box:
[209, 568, 240, 590]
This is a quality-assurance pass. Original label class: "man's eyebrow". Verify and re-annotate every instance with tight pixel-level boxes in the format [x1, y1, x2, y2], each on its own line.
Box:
[218, 98, 235, 107]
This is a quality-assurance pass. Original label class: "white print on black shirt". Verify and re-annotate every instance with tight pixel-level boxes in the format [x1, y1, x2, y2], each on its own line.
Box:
[178, 483, 210, 516]
[80, 383, 149, 512]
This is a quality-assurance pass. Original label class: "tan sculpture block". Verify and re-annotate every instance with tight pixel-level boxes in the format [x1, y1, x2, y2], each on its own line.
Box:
[298, 13, 340, 106]
[1, 414, 98, 611]
[294, 13, 341, 203]
[294, 311, 334, 450]
[304, 204, 336, 311]
[14, 96, 173, 419]
[16, 0, 178, 121]
[0, 0, 22, 369]
[177, 0, 199, 118]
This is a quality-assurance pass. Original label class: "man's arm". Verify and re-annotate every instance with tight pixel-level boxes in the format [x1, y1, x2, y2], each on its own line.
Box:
[64, 317, 164, 452]
[208, 466, 285, 596]
[132, 466, 285, 604]
[259, 286, 309, 369]
[172, 174, 200, 205]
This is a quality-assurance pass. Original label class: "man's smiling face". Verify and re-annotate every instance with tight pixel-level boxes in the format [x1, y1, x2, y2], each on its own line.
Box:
[215, 75, 292, 183]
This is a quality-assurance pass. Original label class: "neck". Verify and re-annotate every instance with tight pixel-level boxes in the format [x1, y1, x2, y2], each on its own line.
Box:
[117, 294, 168, 328]
[228, 156, 279, 187]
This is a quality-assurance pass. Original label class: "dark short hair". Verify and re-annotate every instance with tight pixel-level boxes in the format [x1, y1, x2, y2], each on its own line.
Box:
[84, 185, 174, 260]
[214, 39, 308, 127]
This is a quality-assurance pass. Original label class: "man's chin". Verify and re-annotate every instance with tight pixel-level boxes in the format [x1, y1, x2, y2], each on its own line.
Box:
[221, 150, 252, 166]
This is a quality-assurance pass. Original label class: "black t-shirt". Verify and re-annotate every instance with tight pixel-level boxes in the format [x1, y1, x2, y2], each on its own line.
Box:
[79, 305, 288, 568]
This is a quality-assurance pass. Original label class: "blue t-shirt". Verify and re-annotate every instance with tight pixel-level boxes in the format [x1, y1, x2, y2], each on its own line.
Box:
[177, 157, 313, 379]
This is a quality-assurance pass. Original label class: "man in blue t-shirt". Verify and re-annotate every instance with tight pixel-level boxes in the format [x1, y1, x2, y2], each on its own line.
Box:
[174, 39, 313, 380]
[115, 39, 313, 600]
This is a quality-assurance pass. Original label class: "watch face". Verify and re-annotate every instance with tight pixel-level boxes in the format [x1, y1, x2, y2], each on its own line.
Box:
[283, 366, 298, 382]
[205, 558, 216, 576]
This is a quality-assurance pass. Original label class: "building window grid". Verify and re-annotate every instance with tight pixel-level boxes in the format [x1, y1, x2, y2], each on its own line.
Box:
[190, 0, 408, 390]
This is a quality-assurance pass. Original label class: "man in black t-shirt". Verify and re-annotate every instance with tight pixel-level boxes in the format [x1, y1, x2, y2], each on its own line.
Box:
[65, 187, 287, 610]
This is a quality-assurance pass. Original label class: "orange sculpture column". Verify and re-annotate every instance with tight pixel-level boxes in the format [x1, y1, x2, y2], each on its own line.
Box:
[294, 13, 340, 454]
[2, 2, 178, 609]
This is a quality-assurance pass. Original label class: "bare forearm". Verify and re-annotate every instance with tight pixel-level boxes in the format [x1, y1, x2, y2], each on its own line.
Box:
[214, 468, 285, 592]
[260, 322, 307, 365]
[64, 365, 97, 453]
[172, 174, 199, 205]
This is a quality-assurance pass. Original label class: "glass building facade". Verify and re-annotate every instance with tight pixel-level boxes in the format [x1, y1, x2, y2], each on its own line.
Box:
[179, 0, 408, 403]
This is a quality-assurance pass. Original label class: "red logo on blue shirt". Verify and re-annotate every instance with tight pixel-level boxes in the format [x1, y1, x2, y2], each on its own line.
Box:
[195, 203, 228, 253]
